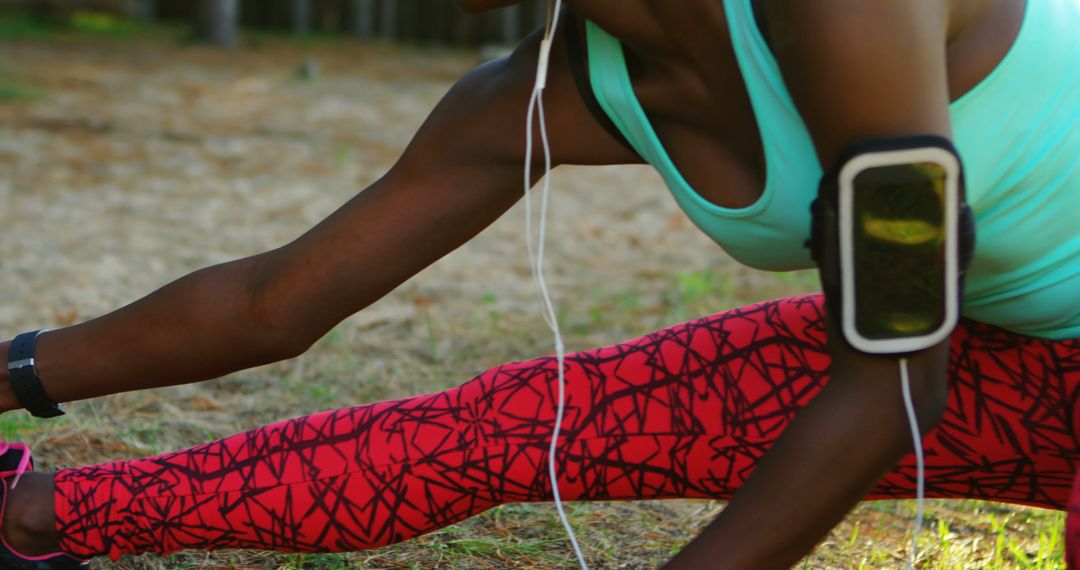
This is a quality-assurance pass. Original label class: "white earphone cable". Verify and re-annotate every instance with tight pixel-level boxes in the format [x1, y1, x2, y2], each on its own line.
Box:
[522, 2, 589, 569]
[898, 357, 925, 569]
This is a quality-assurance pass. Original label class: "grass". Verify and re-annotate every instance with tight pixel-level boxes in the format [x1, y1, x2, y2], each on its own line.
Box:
[0, 11, 53, 40]
[0, 411, 42, 440]
[805, 500, 1065, 569]
[0, 67, 37, 102]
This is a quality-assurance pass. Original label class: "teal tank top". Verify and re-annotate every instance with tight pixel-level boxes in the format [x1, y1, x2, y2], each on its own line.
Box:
[585, 0, 1080, 340]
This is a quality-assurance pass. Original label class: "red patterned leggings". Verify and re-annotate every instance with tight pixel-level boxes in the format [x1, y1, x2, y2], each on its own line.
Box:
[51, 295, 1080, 562]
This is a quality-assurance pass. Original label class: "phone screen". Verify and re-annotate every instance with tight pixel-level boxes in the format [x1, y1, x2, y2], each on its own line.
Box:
[851, 162, 947, 340]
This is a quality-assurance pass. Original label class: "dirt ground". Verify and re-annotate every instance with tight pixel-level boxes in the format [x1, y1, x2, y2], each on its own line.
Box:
[0, 30, 1064, 569]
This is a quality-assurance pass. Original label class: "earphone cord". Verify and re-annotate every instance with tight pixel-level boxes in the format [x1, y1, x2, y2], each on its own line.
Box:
[898, 357, 926, 569]
[523, 1, 589, 569]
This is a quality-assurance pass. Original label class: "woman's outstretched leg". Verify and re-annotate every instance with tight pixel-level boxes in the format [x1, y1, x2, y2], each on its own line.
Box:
[46, 295, 832, 559]
[2, 294, 1073, 561]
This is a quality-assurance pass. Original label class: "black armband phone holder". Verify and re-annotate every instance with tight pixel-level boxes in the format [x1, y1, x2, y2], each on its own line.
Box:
[807, 135, 976, 355]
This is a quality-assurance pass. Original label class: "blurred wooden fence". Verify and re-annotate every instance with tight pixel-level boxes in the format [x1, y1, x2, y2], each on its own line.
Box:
[0, 0, 551, 45]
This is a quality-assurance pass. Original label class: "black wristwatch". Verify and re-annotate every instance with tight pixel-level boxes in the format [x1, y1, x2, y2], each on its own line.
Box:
[7, 330, 65, 418]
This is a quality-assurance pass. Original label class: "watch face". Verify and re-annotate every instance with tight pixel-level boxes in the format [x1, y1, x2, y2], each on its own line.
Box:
[850, 161, 948, 340]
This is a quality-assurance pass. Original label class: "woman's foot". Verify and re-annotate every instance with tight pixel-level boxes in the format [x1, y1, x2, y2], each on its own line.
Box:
[0, 442, 87, 569]
[1, 472, 63, 556]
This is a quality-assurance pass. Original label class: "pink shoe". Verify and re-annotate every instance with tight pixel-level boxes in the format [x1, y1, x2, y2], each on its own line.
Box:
[0, 443, 88, 569]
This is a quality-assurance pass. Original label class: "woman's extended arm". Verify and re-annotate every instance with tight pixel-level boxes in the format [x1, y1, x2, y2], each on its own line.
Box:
[667, 2, 955, 567]
[0, 27, 636, 412]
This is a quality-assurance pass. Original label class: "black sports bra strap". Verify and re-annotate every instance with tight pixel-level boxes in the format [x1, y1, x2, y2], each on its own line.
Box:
[561, 9, 639, 155]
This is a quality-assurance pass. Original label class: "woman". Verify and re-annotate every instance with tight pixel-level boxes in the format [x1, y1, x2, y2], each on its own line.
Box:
[2, 0, 1078, 567]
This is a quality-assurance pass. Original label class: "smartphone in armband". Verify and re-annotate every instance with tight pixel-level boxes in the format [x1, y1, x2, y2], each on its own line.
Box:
[808, 136, 972, 355]
[837, 143, 962, 354]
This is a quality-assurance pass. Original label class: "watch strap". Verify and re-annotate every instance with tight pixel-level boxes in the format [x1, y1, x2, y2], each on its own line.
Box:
[7, 330, 65, 418]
